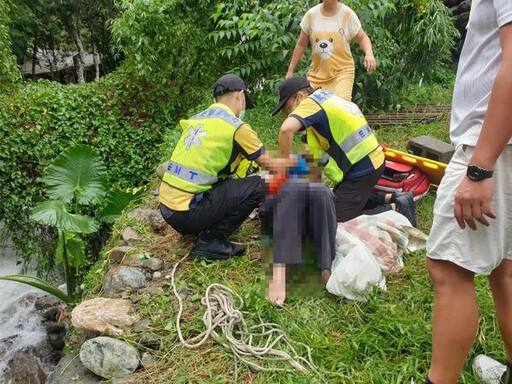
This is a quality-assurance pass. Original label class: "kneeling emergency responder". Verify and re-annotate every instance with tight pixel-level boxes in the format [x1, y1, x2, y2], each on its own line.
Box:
[272, 77, 416, 226]
[159, 74, 294, 260]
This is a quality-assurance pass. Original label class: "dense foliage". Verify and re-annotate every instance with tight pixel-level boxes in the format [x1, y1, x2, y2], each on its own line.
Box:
[1, 0, 458, 267]
[0, 76, 168, 265]
[210, 0, 457, 109]
[0, 1, 20, 85]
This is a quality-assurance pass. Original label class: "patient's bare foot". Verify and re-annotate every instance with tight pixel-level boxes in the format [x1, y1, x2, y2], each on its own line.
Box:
[321, 269, 331, 284]
[267, 264, 286, 306]
[268, 279, 286, 306]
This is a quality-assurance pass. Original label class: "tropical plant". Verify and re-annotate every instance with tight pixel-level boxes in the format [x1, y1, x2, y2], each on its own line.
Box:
[0, 145, 142, 303]
[0, 77, 160, 268]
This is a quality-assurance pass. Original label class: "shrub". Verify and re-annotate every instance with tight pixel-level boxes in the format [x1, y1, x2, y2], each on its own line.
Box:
[0, 0, 20, 86]
[210, 0, 458, 110]
[0, 75, 168, 266]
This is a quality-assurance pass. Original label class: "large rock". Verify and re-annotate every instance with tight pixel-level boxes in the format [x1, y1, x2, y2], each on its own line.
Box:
[47, 353, 101, 384]
[103, 266, 148, 297]
[71, 298, 138, 337]
[110, 246, 136, 264]
[3, 351, 47, 384]
[79, 337, 140, 379]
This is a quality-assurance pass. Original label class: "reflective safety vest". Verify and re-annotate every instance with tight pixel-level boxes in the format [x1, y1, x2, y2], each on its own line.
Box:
[306, 89, 379, 184]
[162, 104, 243, 194]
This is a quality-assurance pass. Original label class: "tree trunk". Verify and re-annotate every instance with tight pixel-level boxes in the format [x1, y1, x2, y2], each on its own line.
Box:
[92, 42, 100, 80]
[70, 25, 86, 83]
[47, 38, 56, 81]
[32, 24, 39, 81]
[51, 48, 60, 82]
[73, 54, 85, 83]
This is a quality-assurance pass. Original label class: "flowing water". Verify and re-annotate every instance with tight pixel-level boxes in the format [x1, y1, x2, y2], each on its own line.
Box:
[0, 233, 48, 379]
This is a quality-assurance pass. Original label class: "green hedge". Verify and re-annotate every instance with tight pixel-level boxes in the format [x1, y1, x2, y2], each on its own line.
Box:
[0, 74, 177, 264]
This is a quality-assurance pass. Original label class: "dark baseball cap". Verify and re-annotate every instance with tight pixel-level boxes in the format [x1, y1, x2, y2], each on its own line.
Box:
[213, 74, 254, 109]
[271, 77, 311, 116]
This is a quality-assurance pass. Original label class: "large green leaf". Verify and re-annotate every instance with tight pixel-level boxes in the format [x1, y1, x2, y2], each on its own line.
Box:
[97, 186, 145, 222]
[43, 145, 108, 206]
[0, 275, 72, 304]
[56, 231, 86, 268]
[31, 200, 99, 234]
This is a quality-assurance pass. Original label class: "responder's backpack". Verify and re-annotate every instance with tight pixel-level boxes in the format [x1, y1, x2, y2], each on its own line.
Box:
[374, 161, 430, 201]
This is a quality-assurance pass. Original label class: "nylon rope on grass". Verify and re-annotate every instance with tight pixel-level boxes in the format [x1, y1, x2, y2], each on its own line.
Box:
[170, 253, 319, 375]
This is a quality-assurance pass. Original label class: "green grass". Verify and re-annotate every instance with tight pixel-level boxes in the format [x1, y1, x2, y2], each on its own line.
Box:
[87, 82, 506, 383]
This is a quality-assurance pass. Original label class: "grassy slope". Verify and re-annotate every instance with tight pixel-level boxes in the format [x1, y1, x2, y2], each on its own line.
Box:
[104, 82, 504, 384]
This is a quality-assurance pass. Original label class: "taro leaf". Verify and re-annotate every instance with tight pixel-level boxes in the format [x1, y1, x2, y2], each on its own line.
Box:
[43, 145, 108, 206]
[56, 231, 86, 268]
[31, 200, 99, 234]
[97, 186, 145, 222]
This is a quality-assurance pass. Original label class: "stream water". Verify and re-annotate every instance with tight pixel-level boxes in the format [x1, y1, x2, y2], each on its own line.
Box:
[0, 234, 49, 380]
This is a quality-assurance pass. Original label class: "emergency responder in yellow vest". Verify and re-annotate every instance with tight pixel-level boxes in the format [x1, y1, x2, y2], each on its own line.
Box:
[272, 77, 417, 225]
[159, 74, 295, 261]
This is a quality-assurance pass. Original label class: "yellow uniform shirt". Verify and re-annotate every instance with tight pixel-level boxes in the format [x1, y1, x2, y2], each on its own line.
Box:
[159, 121, 263, 211]
[291, 98, 384, 182]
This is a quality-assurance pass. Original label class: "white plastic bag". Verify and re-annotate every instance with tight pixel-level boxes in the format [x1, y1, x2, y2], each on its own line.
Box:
[326, 244, 385, 301]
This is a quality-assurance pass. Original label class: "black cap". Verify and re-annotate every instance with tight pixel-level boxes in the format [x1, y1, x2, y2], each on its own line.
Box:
[213, 74, 254, 110]
[272, 77, 311, 116]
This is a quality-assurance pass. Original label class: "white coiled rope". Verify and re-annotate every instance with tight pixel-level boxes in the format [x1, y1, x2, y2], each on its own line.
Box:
[170, 254, 319, 375]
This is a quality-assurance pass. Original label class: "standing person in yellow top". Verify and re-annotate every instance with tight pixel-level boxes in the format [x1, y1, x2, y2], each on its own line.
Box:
[159, 74, 294, 261]
[285, 0, 377, 101]
[273, 77, 416, 225]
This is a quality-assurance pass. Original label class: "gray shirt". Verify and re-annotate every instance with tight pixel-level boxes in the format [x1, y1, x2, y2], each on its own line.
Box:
[450, 0, 512, 148]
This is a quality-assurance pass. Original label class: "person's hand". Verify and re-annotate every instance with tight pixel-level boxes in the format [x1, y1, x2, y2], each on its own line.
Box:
[454, 177, 496, 230]
[364, 54, 377, 73]
[285, 70, 294, 79]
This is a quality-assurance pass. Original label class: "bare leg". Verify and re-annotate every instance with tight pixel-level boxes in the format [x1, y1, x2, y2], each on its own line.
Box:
[268, 264, 286, 306]
[427, 258, 479, 384]
[321, 269, 331, 284]
[488, 259, 512, 362]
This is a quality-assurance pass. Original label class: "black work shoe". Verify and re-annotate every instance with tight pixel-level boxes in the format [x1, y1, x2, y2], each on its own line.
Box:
[219, 236, 245, 256]
[395, 192, 417, 228]
[390, 191, 411, 204]
[190, 235, 245, 261]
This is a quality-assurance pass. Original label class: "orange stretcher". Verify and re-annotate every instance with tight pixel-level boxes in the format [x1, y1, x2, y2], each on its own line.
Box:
[383, 147, 447, 189]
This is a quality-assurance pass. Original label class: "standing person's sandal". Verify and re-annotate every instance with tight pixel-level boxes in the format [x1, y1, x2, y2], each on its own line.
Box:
[473, 355, 509, 384]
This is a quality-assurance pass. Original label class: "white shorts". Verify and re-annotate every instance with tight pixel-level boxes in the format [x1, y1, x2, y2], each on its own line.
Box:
[427, 145, 512, 275]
